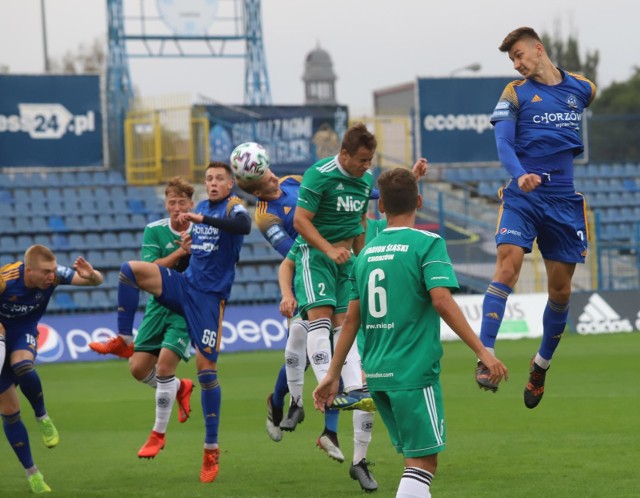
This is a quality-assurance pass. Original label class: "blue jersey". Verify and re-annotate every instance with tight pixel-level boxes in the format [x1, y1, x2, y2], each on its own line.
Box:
[0, 261, 74, 328]
[186, 195, 247, 299]
[490, 69, 596, 185]
[254, 175, 301, 258]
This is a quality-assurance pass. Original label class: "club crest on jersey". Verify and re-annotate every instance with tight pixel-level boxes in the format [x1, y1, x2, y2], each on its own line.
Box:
[567, 94, 578, 108]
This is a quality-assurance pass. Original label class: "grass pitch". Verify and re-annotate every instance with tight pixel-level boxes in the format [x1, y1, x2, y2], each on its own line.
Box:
[1, 332, 638, 497]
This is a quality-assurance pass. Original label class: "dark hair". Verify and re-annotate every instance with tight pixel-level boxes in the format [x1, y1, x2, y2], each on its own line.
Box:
[377, 168, 418, 215]
[165, 176, 195, 199]
[341, 123, 377, 156]
[206, 161, 234, 177]
[499, 26, 542, 53]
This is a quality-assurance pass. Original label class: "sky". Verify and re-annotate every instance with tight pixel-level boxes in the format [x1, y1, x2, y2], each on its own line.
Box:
[0, 0, 637, 116]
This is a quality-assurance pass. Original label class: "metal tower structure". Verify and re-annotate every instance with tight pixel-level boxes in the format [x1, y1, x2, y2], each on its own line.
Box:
[106, 0, 133, 169]
[106, 0, 271, 168]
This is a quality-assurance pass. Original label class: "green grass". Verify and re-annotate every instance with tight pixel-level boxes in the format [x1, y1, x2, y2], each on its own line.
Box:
[1, 333, 638, 497]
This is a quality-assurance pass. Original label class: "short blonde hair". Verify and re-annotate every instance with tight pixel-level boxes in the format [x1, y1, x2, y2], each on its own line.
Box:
[24, 244, 55, 267]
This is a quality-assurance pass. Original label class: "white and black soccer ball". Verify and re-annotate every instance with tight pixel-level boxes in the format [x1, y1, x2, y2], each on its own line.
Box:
[229, 142, 270, 180]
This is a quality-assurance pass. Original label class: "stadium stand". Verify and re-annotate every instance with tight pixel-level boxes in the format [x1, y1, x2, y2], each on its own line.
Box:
[0, 169, 285, 312]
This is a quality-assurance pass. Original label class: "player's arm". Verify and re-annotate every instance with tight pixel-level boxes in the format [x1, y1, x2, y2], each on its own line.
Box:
[412, 157, 428, 179]
[256, 211, 295, 258]
[179, 210, 251, 235]
[429, 286, 508, 385]
[278, 257, 297, 318]
[313, 298, 361, 411]
[294, 206, 351, 264]
[351, 214, 367, 256]
[70, 256, 104, 286]
[494, 120, 540, 192]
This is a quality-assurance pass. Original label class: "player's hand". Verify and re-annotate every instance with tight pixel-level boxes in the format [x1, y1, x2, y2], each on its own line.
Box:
[313, 376, 340, 413]
[412, 157, 428, 179]
[478, 349, 509, 386]
[177, 212, 203, 224]
[326, 246, 351, 264]
[517, 173, 542, 193]
[279, 295, 297, 318]
[176, 235, 191, 254]
[73, 256, 95, 279]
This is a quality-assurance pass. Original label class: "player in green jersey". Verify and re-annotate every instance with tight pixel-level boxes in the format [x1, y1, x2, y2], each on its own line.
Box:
[313, 167, 508, 498]
[90, 177, 196, 459]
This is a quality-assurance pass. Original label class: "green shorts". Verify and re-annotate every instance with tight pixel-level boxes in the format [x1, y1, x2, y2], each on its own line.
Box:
[371, 381, 446, 457]
[134, 300, 191, 362]
[294, 243, 354, 319]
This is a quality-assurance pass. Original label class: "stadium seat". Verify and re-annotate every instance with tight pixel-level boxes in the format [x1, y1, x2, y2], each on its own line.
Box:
[53, 292, 76, 311]
[102, 232, 119, 249]
[48, 215, 68, 232]
[73, 290, 92, 310]
[127, 198, 146, 214]
[262, 282, 279, 301]
[85, 233, 102, 249]
[1, 235, 20, 255]
[118, 231, 140, 248]
[90, 289, 111, 310]
[50, 234, 70, 251]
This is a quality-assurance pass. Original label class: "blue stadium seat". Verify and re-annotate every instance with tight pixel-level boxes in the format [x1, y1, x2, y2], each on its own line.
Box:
[262, 282, 279, 301]
[49, 215, 68, 232]
[53, 292, 76, 311]
[113, 214, 133, 229]
[90, 289, 110, 310]
[127, 198, 146, 214]
[68, 233, 87, 250]
[50, 234, 70, 251]
[85, 233, 102, 250]
[73, 290, 92, 310]
[118, 231, 140, 249]
[102, 232, 119, 249]
[1, 235, 20, 255]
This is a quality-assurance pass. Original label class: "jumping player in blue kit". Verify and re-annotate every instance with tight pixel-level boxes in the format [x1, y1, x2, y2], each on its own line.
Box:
[0, 244, 104, 493]
[89, 161, 251, 482]
[474, 27, 596, 408]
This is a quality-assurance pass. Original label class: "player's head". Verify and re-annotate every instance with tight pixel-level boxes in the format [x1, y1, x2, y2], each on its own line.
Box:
[338, 123, 377, 178]
[499, 27, 546, 79]
[23, 244, 57, 289]
[165, 176, 195, 221]
[236, 169, 281, 201]
[377, 167, 421, 216]
[205, 161, 235, 202]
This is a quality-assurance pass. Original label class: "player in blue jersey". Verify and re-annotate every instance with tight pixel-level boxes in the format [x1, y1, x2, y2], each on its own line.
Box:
[0, 244, 104, 493]
[475, 27, 596, 408]
[88, 162, 251, 482]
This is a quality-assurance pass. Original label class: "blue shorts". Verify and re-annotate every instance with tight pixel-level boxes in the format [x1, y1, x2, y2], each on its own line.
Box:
[0, 321, 39, 394]
[496, 184, 588, 263]
[155, 266, 225, 363]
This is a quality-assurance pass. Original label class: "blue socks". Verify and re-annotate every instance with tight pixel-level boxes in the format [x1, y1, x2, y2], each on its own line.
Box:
[272, 364, 288, 410]
[479, 282, 513, 349]
[13, 360, 46, 418]
[539, 299, 569, 361]
[198, 369, 221, 445]
[324, 407, 339, 433]
[2, 411, 34, 469]
[117, 262, 139, 336]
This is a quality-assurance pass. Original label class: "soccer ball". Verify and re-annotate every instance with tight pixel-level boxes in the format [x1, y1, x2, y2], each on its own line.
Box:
[229, 142, 270, 180]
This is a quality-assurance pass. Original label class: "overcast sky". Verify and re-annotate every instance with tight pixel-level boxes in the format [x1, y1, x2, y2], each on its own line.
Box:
[0, 0, 636, 115]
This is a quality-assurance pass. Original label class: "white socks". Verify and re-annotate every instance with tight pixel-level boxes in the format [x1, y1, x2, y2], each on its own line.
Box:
[352, 410, 373, 463]
[306, 318, 332, 383]
[153, 376, 180, 434]
[396, 467, 434, 498]
[285, 320, 309, 403]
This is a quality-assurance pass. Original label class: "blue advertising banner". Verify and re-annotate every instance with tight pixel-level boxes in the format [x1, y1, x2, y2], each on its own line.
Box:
[36, 304, 288, 364]
[205, 104, 349, 175]
[416, 76, 516, 164]
[0, 74, 103, 167]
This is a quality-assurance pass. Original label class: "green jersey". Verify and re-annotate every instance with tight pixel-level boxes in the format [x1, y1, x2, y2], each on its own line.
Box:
[350, 227, 459, 391]
[296, 155, 375, 244]
[142, 218, 192, 311]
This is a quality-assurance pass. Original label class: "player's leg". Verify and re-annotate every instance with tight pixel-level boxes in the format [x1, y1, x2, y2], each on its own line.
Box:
[350, 409, 377, 491]
[525, 195, 587, 408]
[1, 384, 52, 493]
[378, 384, 444, 498]
[266, 364, 287, 441]
[89, 261, 163, 358]
[138, 348, 181, 458]
[8, 328, 58, 449]
[476, 243, 524, 391]
[184, 292, 224, 483]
